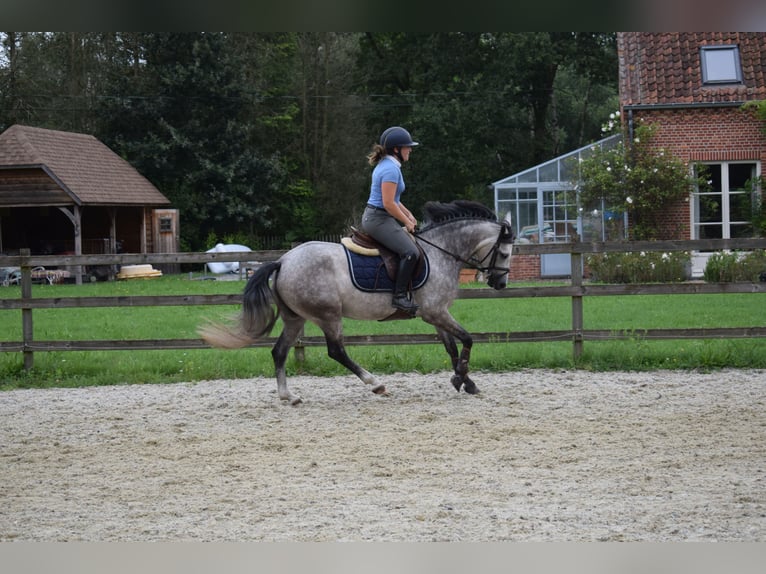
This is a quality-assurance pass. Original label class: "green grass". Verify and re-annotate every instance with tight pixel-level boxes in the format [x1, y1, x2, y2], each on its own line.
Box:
[2, 276, 766, 389]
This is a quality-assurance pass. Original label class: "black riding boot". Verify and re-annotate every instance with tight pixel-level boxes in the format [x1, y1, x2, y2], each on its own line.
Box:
[392, 255, 419, 314]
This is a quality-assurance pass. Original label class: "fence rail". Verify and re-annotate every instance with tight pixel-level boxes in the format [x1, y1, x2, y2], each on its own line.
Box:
[2, 238, 766, 370]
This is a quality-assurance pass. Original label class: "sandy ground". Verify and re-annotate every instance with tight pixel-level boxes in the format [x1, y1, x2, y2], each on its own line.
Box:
[1, 369, 764, 541]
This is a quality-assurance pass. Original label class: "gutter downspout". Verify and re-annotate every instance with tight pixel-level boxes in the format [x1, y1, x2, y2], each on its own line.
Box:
[626, 108, 634, 240]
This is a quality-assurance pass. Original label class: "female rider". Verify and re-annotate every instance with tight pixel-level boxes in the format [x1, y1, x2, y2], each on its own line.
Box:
[360, 126, 420, 314]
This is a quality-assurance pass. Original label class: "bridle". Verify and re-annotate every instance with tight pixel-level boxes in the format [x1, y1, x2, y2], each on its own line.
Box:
[413, 220, 514, 283]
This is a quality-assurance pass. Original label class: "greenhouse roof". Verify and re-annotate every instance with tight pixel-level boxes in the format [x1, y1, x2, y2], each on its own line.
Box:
[492, 134, 622, 188]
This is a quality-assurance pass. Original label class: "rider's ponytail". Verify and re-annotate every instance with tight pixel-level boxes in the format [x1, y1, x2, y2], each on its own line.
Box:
[366, 144, 387, 166]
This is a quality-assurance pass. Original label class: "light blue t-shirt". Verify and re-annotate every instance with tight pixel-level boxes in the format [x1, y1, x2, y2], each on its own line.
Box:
[367, 156, 405, 208]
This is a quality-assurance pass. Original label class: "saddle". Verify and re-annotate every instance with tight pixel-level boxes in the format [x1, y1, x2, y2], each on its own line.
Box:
[341, 227, 425, 281]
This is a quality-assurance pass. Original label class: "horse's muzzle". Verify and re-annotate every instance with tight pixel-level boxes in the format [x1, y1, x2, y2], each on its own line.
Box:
[487, 273, 507, 290]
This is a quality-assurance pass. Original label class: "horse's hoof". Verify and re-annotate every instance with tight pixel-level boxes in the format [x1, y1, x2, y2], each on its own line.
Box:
[463, 382, 480, 395]
[372, 384, 388, 396]
[280, 394, 303, 405]
[462, 376, 479, 394]
[451, 374, 463, 392]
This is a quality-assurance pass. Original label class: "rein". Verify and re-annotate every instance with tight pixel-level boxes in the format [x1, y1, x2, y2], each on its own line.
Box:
[413, 220, 514, 275]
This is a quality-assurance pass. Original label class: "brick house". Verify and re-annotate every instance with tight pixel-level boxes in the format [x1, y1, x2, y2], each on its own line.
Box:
[619, 32, 766, 275]
[495, 32, 766, 280]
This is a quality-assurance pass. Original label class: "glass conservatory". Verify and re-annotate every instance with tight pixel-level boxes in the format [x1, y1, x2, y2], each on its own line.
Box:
[492, 134, 623, 276]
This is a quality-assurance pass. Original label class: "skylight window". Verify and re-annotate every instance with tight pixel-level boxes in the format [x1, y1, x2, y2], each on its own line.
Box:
[700, 45, 742, 84]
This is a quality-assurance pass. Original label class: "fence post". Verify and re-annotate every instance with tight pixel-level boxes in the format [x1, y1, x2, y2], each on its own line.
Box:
[571, 249, 584, 360]
[20, 248, 34, 370]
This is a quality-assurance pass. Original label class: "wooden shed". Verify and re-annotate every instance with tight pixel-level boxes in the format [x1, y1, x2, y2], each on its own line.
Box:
[0, 124, 176, 281]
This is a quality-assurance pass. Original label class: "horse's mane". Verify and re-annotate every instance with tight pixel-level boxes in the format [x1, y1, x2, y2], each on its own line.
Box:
[419, 200, 497, 231]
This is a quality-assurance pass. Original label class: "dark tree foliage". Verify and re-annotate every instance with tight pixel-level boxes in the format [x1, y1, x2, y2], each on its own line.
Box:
[96, 33, 295, 250]
[355, 32, 617, 217]
[0, 32, 617, 249]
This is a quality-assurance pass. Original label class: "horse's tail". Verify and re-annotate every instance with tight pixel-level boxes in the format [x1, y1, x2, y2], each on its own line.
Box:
[198, 261, 282, 349]
[241, 261, 282, 337]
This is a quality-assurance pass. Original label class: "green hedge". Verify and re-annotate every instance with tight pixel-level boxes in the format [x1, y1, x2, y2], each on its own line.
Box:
[703, 250, 766, 282]
[586, 251, 691, 283]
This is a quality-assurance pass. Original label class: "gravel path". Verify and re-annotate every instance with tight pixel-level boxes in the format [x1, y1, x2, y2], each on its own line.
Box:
[1, 369, 764, 541]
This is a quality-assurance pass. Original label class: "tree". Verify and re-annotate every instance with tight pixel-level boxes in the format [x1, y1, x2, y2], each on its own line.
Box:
[354, 33, 617, 216]
[1, 32, 620, 247]
[575, 116, 701, 240]
[0, 32, 23, 130]
[289, 33, 368, 237]
[96, 33, 298, 250]
[0, 32, 123, 133]
[356, 33, 524, 209]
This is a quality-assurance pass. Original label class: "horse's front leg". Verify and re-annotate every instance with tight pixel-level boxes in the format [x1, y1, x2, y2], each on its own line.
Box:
[432, 321, 478, 395]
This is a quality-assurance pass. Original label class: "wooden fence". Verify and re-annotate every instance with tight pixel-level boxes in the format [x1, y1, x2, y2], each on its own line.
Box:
[2, 238, 766, 371]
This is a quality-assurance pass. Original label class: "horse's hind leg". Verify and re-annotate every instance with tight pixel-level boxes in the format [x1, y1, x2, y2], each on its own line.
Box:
[320, 321, 386, 396]
[272, 315, 306, 405]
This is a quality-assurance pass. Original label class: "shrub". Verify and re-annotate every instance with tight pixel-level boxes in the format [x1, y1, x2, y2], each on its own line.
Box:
[587, 251, 691, 283]
[574, 117, 703, 240]
[703, 250, 766, 282]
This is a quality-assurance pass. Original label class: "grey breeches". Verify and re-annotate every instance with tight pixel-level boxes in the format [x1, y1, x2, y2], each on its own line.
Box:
[360, 207, 418, 259]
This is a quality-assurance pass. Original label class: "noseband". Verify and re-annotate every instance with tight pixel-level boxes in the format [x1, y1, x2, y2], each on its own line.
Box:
[484, 221, 514, 286]
[414, 220, 514, 278]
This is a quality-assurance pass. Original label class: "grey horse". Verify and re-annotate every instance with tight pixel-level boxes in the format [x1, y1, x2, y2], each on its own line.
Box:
[200, 200, 514, 404]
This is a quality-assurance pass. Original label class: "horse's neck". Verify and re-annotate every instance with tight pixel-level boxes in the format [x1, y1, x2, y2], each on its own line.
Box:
[422, 220, 495, 260]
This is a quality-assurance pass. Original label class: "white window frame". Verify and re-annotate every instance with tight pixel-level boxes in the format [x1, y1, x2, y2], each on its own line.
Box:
[692, 161, 761, 240]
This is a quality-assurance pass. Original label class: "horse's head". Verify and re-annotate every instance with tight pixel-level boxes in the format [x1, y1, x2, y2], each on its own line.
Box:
[418, 200, 515, 289]
[484, 216, 514, 290]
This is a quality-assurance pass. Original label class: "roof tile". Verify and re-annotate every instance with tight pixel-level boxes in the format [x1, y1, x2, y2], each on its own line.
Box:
[618, 32, 766, 107]
[0, 125, 170, 206]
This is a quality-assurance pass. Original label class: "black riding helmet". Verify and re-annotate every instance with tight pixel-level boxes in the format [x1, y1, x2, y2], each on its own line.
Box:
[380, 126, 419, 150]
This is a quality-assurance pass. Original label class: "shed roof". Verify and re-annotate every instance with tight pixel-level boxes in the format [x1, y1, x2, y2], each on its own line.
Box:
[618, 32, 766, 107]
[0, 124, 170, 206]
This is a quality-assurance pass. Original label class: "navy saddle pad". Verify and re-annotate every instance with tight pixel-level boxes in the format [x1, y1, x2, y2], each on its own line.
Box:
[344, 248, 429, 293]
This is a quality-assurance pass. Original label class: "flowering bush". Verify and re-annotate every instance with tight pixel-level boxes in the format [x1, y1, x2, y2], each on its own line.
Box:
[746, 175, 766, 237]
[703, 250, 766, 282]
[587, 251, 691, 283]
[575, 115, 701, 240]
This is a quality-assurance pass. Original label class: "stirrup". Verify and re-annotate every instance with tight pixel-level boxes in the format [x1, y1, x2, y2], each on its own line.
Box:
[392, 294, 419, 313]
